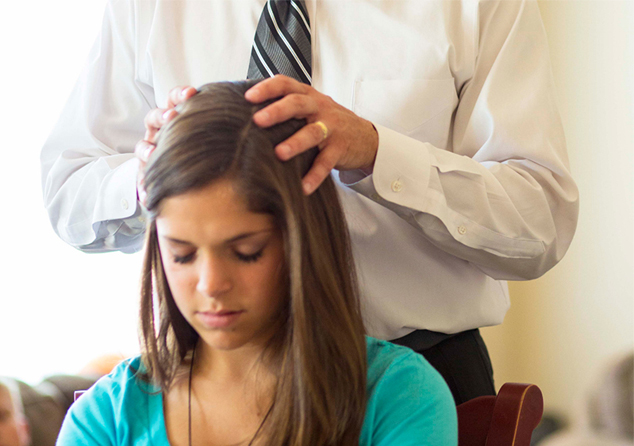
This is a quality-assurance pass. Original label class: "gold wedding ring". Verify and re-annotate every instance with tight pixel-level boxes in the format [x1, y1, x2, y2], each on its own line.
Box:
[314, 121, 329, 141]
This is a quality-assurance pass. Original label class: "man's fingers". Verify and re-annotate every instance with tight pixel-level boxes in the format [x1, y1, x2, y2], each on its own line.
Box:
[254, 93, 318, 127]
[136, 85, 196, 208]
[145, 86, 195, 141]
[275, 121, 329, 160]
[302, 148, 339, 195]
[136, 162, 148, 205]
[136, 85, 195, 208]
[137, 176, 148, 207]
[245, 75, 308, 103]
[167, 86, 197, 108]
[134, 140, 155, 163]
[143, 108, 177, 142]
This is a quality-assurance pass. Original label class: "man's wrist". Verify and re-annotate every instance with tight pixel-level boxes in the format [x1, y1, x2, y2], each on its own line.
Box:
[361, 121, 379, 175]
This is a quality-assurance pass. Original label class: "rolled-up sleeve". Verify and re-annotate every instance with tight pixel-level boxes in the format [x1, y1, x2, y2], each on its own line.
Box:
[41, 0, 153, 253]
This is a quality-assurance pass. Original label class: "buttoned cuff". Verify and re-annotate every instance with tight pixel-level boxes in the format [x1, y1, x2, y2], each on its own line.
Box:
[92, 156, 140, 225]
[342, 123, 433, 217]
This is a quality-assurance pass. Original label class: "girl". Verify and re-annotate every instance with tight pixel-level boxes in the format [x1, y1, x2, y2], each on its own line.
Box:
[57, 80, 457, 446]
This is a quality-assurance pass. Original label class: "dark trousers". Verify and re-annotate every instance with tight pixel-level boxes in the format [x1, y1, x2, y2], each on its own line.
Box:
[391, 328, 496, 405]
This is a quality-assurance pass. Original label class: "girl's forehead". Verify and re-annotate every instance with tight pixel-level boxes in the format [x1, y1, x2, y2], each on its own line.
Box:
[156, 180, 276, 243]
[162, 179, 243, 212]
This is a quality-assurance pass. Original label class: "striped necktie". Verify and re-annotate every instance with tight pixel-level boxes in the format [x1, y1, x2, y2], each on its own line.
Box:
[247, 0, 312, 85]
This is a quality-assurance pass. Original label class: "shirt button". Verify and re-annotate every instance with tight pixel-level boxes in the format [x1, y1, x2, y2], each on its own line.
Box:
[391, 180, 403, 193]
[121, 198, 129, 210]
[458, 225, 467, 235]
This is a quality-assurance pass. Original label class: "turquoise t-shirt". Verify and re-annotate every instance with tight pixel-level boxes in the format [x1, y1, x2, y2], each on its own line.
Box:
[57, 337, 457, 445]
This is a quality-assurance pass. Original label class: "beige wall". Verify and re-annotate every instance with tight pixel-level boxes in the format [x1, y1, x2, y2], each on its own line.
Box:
[481, 0, 634, 420]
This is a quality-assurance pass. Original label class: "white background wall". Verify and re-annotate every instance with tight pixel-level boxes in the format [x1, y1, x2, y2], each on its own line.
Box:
[0, 0, 632, 424]
[0, 0, 141, 383]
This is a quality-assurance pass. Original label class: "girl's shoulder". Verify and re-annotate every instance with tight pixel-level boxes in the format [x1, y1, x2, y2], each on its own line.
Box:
[86, 355, 155, 400]
[365, 336, 438, 384]
[362, 337, 458, 446]
[57, 356, 168, 445]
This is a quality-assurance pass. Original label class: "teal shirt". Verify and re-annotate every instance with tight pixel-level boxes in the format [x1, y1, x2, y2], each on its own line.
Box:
[57, 337, 457, 445]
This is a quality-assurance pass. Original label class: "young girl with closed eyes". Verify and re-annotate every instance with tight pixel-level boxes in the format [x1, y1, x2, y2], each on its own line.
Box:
[56, 80, 457, 446]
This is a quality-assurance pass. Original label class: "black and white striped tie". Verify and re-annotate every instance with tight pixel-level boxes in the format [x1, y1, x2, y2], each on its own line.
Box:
[247, 0, 312, 85]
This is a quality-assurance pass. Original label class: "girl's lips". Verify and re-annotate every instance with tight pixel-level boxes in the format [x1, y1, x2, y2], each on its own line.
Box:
[196, 310, 244, 329]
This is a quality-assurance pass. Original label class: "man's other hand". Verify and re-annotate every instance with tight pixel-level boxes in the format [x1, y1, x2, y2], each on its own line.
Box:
[134, 86, 197, 205]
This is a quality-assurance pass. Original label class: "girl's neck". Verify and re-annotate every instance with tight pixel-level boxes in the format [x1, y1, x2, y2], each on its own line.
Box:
[194, 340, 277, 387]
[163, 340, 277, 446]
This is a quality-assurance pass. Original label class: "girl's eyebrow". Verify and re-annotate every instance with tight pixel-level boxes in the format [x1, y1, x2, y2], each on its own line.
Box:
[163, 228, 275, 246]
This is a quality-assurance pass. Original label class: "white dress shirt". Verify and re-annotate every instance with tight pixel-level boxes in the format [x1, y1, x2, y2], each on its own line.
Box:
[40, 0, 579, 339]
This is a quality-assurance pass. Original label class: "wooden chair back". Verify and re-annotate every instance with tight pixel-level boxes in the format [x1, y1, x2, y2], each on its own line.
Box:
[457, 383, 544, 446]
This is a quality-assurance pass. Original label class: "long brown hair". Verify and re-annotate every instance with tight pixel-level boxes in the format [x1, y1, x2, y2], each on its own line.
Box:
[139, 80, 367, 445]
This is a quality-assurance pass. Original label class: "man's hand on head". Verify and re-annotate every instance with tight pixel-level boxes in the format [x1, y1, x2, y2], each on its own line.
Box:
[134, 86, 197, 205]
[245, 75, 379, 195]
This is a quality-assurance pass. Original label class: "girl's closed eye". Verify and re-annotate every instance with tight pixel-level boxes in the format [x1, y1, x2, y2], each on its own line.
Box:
[235, 249, 264, 263]
[173, 252, 196, 264]
[172, 246, 265, 265]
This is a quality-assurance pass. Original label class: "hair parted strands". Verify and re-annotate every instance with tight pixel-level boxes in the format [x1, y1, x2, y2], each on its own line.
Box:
[139, 80, 367, 446]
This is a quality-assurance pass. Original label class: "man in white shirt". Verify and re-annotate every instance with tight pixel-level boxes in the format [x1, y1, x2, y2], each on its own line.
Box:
[40, 0, 579, 404]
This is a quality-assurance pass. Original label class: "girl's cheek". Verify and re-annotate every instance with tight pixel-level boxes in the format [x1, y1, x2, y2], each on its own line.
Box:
[163, 264, 198, 298]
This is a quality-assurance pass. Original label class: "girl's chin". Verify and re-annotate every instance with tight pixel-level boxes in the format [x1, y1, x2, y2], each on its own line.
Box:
[199, 332, 251, 352]
[192, 320, 280, 354]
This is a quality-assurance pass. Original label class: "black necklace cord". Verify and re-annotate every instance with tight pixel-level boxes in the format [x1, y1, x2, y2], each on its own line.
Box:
[188, 344, 195, 446]
[248, 402, 274, 446]
[187, 343, 274, 446]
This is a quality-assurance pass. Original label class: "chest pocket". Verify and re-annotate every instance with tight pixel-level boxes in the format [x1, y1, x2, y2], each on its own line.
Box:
[353, 78, 458, 150]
